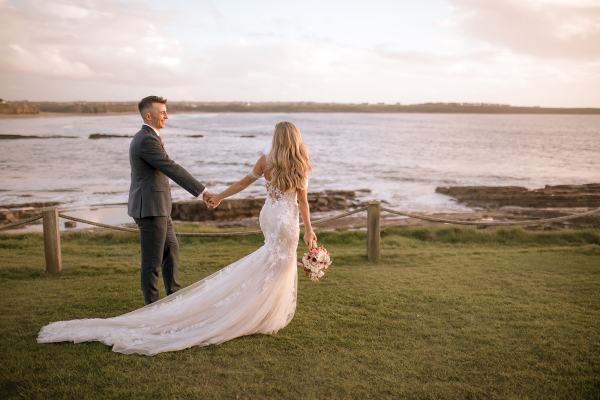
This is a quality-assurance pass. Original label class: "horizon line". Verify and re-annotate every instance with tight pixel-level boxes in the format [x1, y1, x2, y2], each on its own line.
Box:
[2, 99, 600, 109]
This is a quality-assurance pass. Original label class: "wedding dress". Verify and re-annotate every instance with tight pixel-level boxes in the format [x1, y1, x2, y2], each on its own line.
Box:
[37, 180, 300, 356]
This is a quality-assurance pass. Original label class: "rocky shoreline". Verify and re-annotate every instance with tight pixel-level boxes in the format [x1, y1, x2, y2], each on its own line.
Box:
[171, 190, 363, 222]
[2, 184, 599, 230]
[0, 202, 60, 226]
[434, 184, 600, 228]
[0, 134, 77, 140]
[0, 191, 364, 228]
[436, 184, 600, 208]
[88, 133, 132, 139]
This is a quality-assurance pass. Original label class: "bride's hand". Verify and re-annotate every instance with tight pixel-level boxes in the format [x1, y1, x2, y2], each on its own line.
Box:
[208, 194, 223, 209]
[304, 229, 317, 248]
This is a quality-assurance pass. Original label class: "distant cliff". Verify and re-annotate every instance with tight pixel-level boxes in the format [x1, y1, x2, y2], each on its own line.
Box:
[1, 100, 599, 115]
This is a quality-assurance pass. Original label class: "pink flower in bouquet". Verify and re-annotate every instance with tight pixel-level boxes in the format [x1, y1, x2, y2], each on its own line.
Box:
[300, 245, 332, 282]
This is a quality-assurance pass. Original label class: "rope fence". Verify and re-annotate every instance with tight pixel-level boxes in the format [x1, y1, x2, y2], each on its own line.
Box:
[1, 201, 598, 272]
[380, 206, 600, 226]
[58, 214, 138, 233]
[56, 206, 369, 237]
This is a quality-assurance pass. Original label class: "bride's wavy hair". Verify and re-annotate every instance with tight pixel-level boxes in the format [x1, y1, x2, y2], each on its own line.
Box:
[267, 121, 311, 192]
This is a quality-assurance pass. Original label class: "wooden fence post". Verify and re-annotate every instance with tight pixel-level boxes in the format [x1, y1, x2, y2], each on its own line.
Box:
[42, 207, 62, 273]
[367, 201, 381, 263]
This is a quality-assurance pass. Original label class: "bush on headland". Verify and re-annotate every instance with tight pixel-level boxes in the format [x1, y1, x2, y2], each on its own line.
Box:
[0, 101, 39, 114]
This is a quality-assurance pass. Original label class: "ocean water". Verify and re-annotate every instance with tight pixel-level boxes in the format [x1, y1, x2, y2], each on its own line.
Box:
[1, 112, 599, 219]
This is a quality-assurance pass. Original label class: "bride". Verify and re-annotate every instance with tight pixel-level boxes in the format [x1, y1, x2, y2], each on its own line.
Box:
[37, 121, 317, 356]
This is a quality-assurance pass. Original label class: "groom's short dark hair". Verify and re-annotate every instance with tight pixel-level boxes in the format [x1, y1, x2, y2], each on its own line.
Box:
[138, 96, 167, 116]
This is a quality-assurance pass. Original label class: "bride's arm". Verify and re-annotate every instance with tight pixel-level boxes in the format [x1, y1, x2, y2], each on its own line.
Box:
[297, 184, 317, 248]
[210, 156, 266, 206]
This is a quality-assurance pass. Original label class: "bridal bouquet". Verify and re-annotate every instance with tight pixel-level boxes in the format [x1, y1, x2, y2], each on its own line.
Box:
[299, 245, 332, 282]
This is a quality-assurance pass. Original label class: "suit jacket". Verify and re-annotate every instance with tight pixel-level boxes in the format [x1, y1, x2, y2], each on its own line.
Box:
[128, 125, 205, 218]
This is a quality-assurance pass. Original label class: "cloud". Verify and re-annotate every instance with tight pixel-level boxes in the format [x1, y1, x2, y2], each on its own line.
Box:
[449, 0, 600, 61]
[373, 46, 499, 66]
[4, 43, 96, 78]
[0, 0, 193, 85]
[0, 0, 598, 106]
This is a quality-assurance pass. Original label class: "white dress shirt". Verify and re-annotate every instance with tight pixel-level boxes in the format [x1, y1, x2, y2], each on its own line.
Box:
[143, 123, 160, 136]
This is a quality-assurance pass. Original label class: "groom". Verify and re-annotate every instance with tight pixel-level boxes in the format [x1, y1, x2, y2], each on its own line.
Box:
[128, 95, 213, 304]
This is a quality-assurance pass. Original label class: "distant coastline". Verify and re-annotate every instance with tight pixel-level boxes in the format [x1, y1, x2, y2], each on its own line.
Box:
[1, 100, 600, 115]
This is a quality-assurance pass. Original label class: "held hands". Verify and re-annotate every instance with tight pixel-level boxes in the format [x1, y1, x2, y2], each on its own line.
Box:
[202, 191, 222, 209]
[304, 228, 317, 249]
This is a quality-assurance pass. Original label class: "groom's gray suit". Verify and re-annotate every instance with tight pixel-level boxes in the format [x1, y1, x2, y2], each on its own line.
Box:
[128, 124, 205, 304]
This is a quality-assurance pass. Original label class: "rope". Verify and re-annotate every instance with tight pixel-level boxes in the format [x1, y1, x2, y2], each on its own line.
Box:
[57, 207, 368, 237]
[179, 207, 368, 236]
[5, 203, 593, 235]
[59, 214, 138, 232]
[380, 206, 600, 226]
[59, 214, 260, 236]
[311, 206, 367, 225]
[177, 207, 367, 237]
[178, 229, 262, 237]
[0, 214, 44, 231]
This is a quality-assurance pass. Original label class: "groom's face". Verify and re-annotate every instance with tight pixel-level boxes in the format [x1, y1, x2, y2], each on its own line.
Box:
[147, 103, 168, 130]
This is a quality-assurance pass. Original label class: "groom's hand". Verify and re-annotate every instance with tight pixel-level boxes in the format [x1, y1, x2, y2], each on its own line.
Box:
[202, 191, 222, 209]
[202, 191, 214, 207]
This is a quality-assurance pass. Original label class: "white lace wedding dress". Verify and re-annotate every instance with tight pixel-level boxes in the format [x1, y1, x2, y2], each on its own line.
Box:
[37, 180, 299, 356]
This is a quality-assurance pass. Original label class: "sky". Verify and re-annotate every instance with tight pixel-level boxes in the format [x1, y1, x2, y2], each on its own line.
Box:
[0, 0, 599, 107]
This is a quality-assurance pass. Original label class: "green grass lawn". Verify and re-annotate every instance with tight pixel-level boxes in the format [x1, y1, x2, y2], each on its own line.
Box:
[0, 226, 599, 399]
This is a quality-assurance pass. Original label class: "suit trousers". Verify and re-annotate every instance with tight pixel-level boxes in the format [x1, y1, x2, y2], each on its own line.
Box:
[133, 216, 181, 304]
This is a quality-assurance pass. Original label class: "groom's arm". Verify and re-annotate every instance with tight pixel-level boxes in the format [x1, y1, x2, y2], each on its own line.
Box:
[137, 135, 205, 197]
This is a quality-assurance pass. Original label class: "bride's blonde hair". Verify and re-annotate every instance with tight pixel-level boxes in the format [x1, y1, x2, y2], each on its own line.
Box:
[266, 121, 311, 192]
